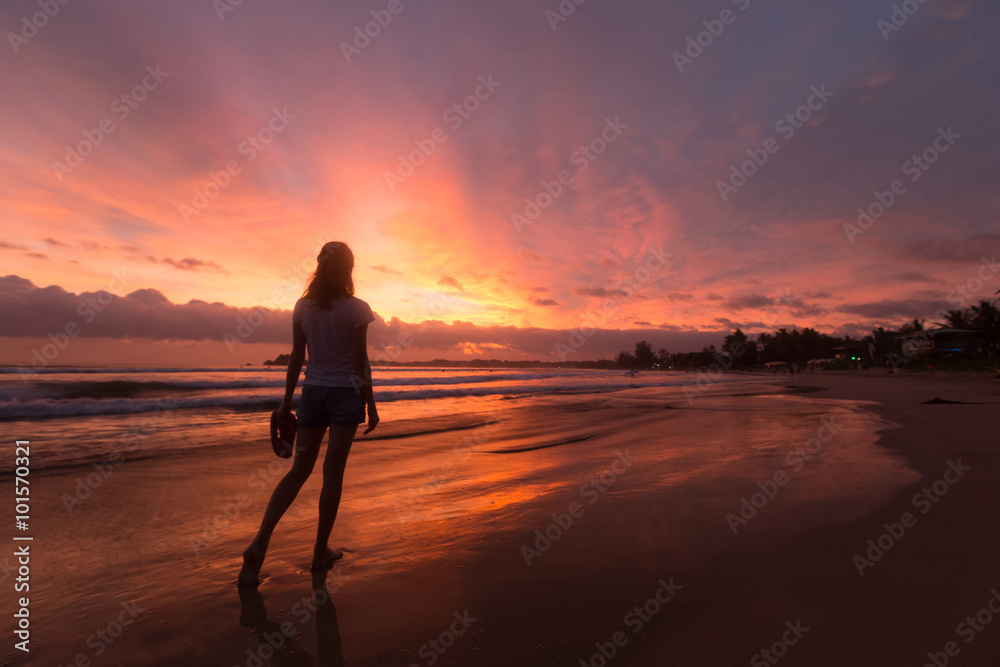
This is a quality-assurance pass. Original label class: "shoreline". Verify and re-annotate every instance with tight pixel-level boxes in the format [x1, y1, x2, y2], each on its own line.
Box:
[3, 372, 997, 666]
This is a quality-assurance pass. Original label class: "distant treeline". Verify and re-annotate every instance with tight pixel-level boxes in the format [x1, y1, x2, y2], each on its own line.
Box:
[615, 329, 851, 370]
[370, 358, 620, 369]
[263, 299, 998, 369]
[620, 298, 999, 370]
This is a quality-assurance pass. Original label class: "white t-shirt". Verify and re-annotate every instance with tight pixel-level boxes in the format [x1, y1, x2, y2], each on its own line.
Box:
[292, 296, 375, 387]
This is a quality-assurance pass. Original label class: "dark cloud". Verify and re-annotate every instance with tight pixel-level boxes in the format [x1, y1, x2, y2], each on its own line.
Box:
[723, 294, 774, 310]
[575, 286, 628, 298]
[528, 296, 559, 307]
[9, 276, 954, 359]
[0, 276, 729, 357]
[893, 272, 936, 283]
[834, 299, 945, 320]
[0, 276, 286, 342]
[1, 275, 35, 290]
[893, 236, 1000, 263]
[160, 257, 226, 272]
[80, 240, 112, 251]
[783, 296, 826, 318]
[712, 317, 768, 331]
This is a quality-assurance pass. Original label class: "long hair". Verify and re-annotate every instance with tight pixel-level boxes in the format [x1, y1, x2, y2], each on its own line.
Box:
[302, 241, 355, 309]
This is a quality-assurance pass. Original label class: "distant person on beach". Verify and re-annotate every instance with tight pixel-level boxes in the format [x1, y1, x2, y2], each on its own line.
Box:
[239, 241, 378, 586]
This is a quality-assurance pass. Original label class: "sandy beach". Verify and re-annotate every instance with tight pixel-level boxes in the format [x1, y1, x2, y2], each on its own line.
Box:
[3, 370, 998, 666]
[5, 0, 998, 664]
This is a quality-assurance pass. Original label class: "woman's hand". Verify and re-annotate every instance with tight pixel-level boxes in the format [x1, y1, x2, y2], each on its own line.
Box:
[363, 404, 379, 434]
[278, 397, 293, 418]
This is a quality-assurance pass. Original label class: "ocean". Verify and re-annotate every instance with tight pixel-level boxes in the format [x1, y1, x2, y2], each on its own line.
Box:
[2, 364, 927, 666]
[0, 366, 755, 472]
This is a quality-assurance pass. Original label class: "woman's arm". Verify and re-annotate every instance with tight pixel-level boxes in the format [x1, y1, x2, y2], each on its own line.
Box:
[352, 323, 379, 434]
[278, 321, 307, 415]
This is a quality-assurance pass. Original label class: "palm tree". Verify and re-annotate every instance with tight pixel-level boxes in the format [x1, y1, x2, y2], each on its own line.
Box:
[940, 309, 972, 328]
[870, 327, 895, 366]
[970, 300, 999, 328]
[970, 300, 1000, 356]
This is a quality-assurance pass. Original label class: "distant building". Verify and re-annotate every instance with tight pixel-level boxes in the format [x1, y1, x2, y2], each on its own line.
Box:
[833, 343, 865, 362]
[892, 327, 983, 356]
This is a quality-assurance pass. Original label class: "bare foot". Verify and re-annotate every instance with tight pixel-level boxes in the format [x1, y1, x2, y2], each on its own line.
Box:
[238, 545, 264, 587]
[310, 547, 343, 572]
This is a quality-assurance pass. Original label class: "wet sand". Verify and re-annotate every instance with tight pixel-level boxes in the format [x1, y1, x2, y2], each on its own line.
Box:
[3, 371, 998, 666]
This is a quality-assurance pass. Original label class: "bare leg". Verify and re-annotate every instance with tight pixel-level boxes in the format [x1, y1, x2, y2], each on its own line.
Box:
[312, 424, 358, 570]
[239, 426, 327, 585]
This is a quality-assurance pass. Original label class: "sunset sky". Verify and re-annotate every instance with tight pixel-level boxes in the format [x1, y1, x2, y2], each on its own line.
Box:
[1, 0, 997, 365]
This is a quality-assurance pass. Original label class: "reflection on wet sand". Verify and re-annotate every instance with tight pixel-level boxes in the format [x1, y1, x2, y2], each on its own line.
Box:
[238, 578, 344, 667]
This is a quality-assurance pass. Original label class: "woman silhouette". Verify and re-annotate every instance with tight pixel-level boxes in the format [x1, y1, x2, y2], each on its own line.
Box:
[239, 241, 378, 586]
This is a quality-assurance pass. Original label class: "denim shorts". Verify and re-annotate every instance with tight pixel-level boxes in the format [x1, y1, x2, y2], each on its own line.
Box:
[297, 384, 366, 428]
